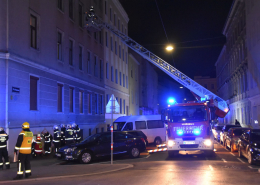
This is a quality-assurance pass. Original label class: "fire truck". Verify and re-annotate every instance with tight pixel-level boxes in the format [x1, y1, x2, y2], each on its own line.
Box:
[85, 7, 229, 157]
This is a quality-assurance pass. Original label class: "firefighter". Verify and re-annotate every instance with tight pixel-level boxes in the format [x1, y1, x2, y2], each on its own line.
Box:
[33, 134, 43, 157]
[13, 122, 33, 180]
[42, 130, 52, 155]
[53, 125, 61, 153]
[72, 123, 81, 143]
[65, 124, 74, 145]
[0, 127, 10, 170]
[60, 124, 66, 147]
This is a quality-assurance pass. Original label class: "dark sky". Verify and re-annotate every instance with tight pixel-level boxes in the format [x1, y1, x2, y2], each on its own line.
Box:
[119, 0, 233, 79]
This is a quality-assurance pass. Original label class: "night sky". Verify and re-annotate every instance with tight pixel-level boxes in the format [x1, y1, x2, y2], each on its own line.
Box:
[119, 0, 233, 79]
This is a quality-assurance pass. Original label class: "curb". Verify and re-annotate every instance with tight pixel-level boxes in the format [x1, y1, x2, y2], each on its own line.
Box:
[0, 164, 134, 184]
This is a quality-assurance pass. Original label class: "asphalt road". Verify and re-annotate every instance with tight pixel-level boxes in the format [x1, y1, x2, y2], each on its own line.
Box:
[2, 141, 260, 185]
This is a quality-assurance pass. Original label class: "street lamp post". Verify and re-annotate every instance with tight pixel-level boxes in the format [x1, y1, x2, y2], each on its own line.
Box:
[165, 44, 175, 67]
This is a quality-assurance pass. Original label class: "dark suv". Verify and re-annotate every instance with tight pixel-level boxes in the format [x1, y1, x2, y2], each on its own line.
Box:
[56, 131, 146, 164]
[220, 125, 241, 145]
[238, 129, 260, 165]
[119, 131, 148, 146]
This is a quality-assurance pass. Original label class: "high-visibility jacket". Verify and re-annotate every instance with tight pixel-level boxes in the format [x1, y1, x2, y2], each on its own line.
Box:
[61, 127, 66, 142]
[53, 129, 61, 143]
[65, 128, 75, 141]
[73, 127, 81, 141]
[14, 129, 33, 154]
[42, 132, 52, 143]
[0, 131, 8, 149]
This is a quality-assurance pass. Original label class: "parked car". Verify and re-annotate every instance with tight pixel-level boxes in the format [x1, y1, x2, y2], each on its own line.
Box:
[56, 131, 146, 164]
[220, 125, 241, 145]
[225, 127, 250, 152]
[113, 115, 165, 145]
[119, 130, 148, 146]
[238, 129, 260, 165]
[212, 125, 224, 141]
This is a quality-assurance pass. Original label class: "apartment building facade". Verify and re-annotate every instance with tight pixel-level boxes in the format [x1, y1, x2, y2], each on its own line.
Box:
[216, 0, 260, 128]
[0, 0, 129, 154]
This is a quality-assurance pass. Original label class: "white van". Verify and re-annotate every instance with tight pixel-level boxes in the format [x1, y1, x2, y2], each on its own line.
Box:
[113, 115, 166, 145]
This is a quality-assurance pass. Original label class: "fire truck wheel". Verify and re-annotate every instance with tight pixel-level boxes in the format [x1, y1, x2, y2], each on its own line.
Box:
[154, 137, 162, 146]
[168, 151, 178, 158]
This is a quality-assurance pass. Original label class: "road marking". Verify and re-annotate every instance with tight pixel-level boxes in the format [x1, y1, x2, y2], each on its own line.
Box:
[237, 158, 245, 163]
[209, 165, 214, 171]
[145, 155, 150, 158]
[221, 158, 227, 163]
[230, 152, 236, 156]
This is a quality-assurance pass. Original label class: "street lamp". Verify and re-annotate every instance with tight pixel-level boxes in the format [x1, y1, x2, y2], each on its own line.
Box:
[165, 44, 175, 67]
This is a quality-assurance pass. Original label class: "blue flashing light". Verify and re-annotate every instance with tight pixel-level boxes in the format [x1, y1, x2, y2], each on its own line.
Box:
[167, 97, 176, 105]
[177, 130, 184, 136]
[194, 129, 201, 135]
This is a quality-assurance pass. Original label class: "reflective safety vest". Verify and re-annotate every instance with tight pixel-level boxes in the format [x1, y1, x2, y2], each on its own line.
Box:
[73, 127, 81, 141]
[53, 130, 61, 143]
[0, 133, 8, 149]
[15, 130, 33, 154]
[65, 129, 74, 141]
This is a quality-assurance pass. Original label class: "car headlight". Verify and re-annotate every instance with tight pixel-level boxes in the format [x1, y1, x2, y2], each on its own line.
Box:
[253, 148, 260, 152]
[204, 139, 212, 146]
[168, 140, 175, 147]
[65, 147, 77, 152]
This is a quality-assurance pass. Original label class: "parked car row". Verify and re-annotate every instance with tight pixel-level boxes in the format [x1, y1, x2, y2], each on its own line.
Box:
[213, 125, 260, 165]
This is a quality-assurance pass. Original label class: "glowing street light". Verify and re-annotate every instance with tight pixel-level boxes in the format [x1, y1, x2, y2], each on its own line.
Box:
[166, 45, 174, 51]
[180, 86, 183, 89]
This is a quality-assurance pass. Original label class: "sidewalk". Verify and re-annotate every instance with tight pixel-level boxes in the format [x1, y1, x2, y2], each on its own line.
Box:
[0, 159, 133, 183]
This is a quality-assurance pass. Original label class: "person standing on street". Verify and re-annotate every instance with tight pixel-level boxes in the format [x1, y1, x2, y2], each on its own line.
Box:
[53, 125, 61, 153]
[13, 122, 33, 180]
[33, 134, 43, 157]
[65, 124, 74, 145]
[0, 127, 10, 170]
[42, 130, 52, 155]
[60, 124, 66, 147]
[72, 123, 81, 143]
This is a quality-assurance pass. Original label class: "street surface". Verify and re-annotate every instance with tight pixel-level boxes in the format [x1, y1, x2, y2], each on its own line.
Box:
[1, 141, 260, 185]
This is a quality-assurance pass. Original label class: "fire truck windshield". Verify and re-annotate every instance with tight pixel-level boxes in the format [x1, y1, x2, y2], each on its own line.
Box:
[167, 105, 207, 123]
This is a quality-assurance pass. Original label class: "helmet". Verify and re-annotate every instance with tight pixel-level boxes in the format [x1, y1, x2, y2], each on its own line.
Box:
[67, 124, 72, 129]
[53, 125, 59, 130]
[72, 123, 77, 129]
[36, 134, 41, 141]
[22, 122, 30, 129]
[0, 127, 4, 132]
[60, 124, 66, 128]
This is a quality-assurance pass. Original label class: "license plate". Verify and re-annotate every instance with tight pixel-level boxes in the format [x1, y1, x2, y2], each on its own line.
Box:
[56, 153, 61, 157]
[183, 141, 195, 144]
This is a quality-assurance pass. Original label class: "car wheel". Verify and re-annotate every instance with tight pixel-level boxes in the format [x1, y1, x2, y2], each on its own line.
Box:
[154, 137, 162, 146]
[168, 151, 178, 158]
[80, 151, 93, 164]
[129, 147, 140, 158]
[248, 150, 254, 165]
[238, 147, 243, 158]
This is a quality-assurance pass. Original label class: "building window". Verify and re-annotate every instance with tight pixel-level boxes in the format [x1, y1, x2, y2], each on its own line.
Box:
[118, 19, 120, 30]
[95, 94, 98, 114]
[79, 46, 83, 70]
[87, 51, 91, 74]
[123, 74, 125, 87]
[57, 83, 63, 112]
[94, 56, 98, 77]
[69, 0, 73, 19]
[57, 0, 63, 11]
[106, 94, 109, 104]
[119, 45, 121, 58]
[57, 32, 62, 60]
[99, 31, 102, 44]
[110, 8, 112, 21]
[122, 49, 124, 61]
[69, 40, 73, 66]
[69, 87, 74, 112]
[123, 99, 125, 114]
[79, 4, 83, 27]
[30, 15, 37, 49]
[126, 76, 128, 89]
[111, 66, 114, 82]
[88, 93, 92, 114]
[110, 37, 113, 51]
[105, 32, 108, 47]
[115, 69, 118, 84]
[30, 76, 39, 110]
[120, 72, 122, 86]
[89, 128, 92, 136]
[120, 98, 122, 114]
[100, 60, 103, 79]
[106, 62, 109, 79]
[115, 41, 117, 55]
[79, 90, 83, 113]
[100, 95, 104, 114]
[94, 32, 98, 40]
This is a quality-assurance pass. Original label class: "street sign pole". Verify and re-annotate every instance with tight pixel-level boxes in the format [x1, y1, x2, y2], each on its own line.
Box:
[111, 96, 114, 165]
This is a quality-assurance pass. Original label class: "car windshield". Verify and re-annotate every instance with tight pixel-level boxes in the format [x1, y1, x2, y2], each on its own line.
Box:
[167, 105, 207, 123]
[233, 129, 245, 136]
[81, 133, 101, 143]
[251, 132, 260, 141]
[113, 122, 126, 131]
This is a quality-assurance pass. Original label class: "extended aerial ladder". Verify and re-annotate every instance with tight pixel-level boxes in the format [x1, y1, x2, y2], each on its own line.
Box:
[85, 7, 229, 118]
